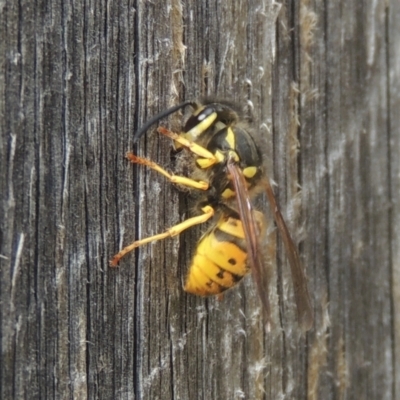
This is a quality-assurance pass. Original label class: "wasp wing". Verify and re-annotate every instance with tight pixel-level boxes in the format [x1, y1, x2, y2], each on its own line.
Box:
[227, 159, 272, 331]
[263, 177, 313, 331]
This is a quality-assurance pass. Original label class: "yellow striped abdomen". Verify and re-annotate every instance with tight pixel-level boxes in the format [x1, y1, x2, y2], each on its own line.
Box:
[184, 215, 250, 296]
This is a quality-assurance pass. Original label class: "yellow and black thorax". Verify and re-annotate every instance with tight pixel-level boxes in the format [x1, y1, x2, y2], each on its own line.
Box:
[180, 100, 263, 204]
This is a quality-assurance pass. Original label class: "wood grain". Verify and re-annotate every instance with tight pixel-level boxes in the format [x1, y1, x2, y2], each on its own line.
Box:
[1, 0, 398, 398]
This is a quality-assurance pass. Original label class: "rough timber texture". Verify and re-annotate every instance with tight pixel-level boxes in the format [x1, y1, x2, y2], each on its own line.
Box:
[1, 0, 399, 399]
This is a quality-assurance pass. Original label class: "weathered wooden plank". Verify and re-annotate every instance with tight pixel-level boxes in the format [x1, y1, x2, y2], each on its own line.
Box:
[389, 0, 400, 398]
[1, 0, 398, 399]
[299, 1, 396, 398]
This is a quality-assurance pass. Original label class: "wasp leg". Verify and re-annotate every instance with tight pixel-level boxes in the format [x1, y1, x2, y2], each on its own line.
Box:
[157, 127, 218, 168]
[126, 152, 209, 190]
[110, 205, 215, 266]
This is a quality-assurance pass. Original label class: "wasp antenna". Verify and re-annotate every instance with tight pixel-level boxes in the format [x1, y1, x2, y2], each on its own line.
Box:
[133, 100, 196, 143]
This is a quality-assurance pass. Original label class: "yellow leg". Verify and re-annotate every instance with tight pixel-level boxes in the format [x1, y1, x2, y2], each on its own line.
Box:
[126, 152, 209, 190]
[110, 205, 215, 266]
[157, 127, 218, 167]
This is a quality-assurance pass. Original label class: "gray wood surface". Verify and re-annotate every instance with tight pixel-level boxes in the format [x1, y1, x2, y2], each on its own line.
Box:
[1, 0, 399, 399]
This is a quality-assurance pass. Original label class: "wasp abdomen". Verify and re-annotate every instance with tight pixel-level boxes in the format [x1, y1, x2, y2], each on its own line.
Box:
[184, 216, 251, 296]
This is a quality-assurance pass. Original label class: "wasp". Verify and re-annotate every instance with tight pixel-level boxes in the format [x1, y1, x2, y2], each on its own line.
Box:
[110, 99, 313, 331]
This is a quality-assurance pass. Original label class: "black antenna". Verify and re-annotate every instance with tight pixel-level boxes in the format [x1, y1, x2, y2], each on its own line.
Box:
[133, 100, 196, 143]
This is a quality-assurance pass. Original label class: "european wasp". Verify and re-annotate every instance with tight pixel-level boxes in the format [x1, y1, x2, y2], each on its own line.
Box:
[110, 99, 313, 331]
